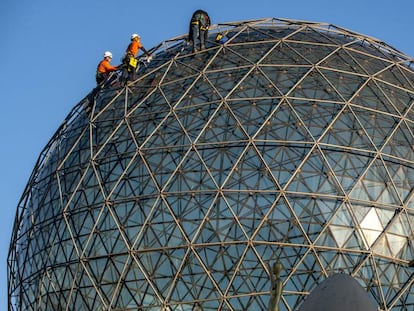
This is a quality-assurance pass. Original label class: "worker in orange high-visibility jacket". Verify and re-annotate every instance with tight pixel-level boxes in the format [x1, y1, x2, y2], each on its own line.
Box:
[96, 51, 119, 85]
[121, 34, 152, 84]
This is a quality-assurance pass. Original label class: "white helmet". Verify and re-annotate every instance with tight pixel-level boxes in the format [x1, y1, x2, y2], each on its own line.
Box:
[103, 51, 113, 58]
[131, 33, 140, 40]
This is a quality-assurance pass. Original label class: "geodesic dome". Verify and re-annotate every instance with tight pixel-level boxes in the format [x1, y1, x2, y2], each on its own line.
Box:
[8, 18, 414, 311]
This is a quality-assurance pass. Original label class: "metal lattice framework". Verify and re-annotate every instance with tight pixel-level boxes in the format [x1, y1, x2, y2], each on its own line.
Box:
[8, 18, 414, 311]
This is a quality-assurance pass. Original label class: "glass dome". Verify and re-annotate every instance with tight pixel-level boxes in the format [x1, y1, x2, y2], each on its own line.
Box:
[8, 18, 414, 311]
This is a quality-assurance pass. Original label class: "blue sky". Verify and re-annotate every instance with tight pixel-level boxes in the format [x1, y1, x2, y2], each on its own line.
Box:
[1, 0, 413, 309]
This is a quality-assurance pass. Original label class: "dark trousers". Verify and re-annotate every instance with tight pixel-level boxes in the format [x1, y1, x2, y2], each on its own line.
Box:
[96, 72, 108, 85]
[191, 24, 206, 51]
[121, 56, 137, 82]
[122, 65, 136, 82]
[96, 72, 117, 87]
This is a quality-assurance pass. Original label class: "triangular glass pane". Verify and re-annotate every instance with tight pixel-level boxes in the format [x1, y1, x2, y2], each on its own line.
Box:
[67, 205, 104, 253]
[134, 250, 181, 304]
[196, 102, 249, 144]
[176, 75, 223, 108]
[374, 233, 406, 257]
[227, 68, 282, 100]
[255, 100, 313, 141]
[389, 281, 414, 310]
[67, 280, 104, 310]
[288, 42, 337, 64]
[111, 154, 158, 199]
[380, 215, 411, 258]
[114, 256, 159, 307]
[161, 58, 202, 84]
[310, 225, 338, 247]
[225, 41, 273, 64]
[354, 80, 399, 115]
[350, 158, 401, 205]
[382, 121, 414, 161]
[82, 207, 129, 257]
[285, 250, 324, 293]
[194, 196, 246, 244]
[224, 145, 278, 191]
[227, 247, 268, 294]
[225, 192, 276, 238]
[359, 208, 383, 248]
[49, 225, 78, 267]
[175, 101, 220, 141]
[35, 183, 61, 221]
[327, 226, 353, 248]
[376, 79, 414, 116]
[370, 257, 408, 305]
[286, 26, 338, 45]
[135, 199, 187, 249]
[126, 70, 167, 110]
[289, 197, 341, 243]
[320, 47, 365, 73]
[197, 142, 244, 186]
[143, 113, 192, 148]
[95, 151, 137, 197]
[205, 66, 252, 98]
[399, 64, 414, 91]
[175, 49, 217, 73]
[289, 70, 345, 102]
[105, 256, 130, 303]
[323, 149, 372, 194]
[163, 148, 217, 192]
[196, 243, 247, 293]
[275, 246, 310, 290]
[261, 66, 310, 95]
[82, 256, 122, 301]
[262, 42, 307, 65]
[255, 196, 308, 245]
[111, 199, 156, 246]
[38, 274, 69, 309]
[320, 106, 376, 150]
[158, 76, 199, 107]
[58, 159, 91, 209]
[169, 248, 219, 303]
[328, 203, 366, 250]
[230, 99, 280, 137]
[127, 99, 170, 146]
[208, 46, 254, 70]
[228, 24, 283, 44]
[93, 94, 125, 130]
[399, 237, 414, 265]
[387, 211, 413, 238]
[345, 47, 391, 75]
[290, 99, 343, 140]
[316, 250, 365, 274]
[95, 121, 137, 156]
[112, 282, 141, 308]
[287, 148, 344, 196]
[375, 208, 396, 228]
[257, 143, 308, 188]
[320, 68, 367, 101]
[164, 193, 214, 242]
[143, 145, 189, 189]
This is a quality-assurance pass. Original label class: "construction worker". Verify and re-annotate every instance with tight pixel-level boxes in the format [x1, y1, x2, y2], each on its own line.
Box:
[121, 34, 152, 84]
[189, 10, 210, 53]
[96, 51, 119, 85]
